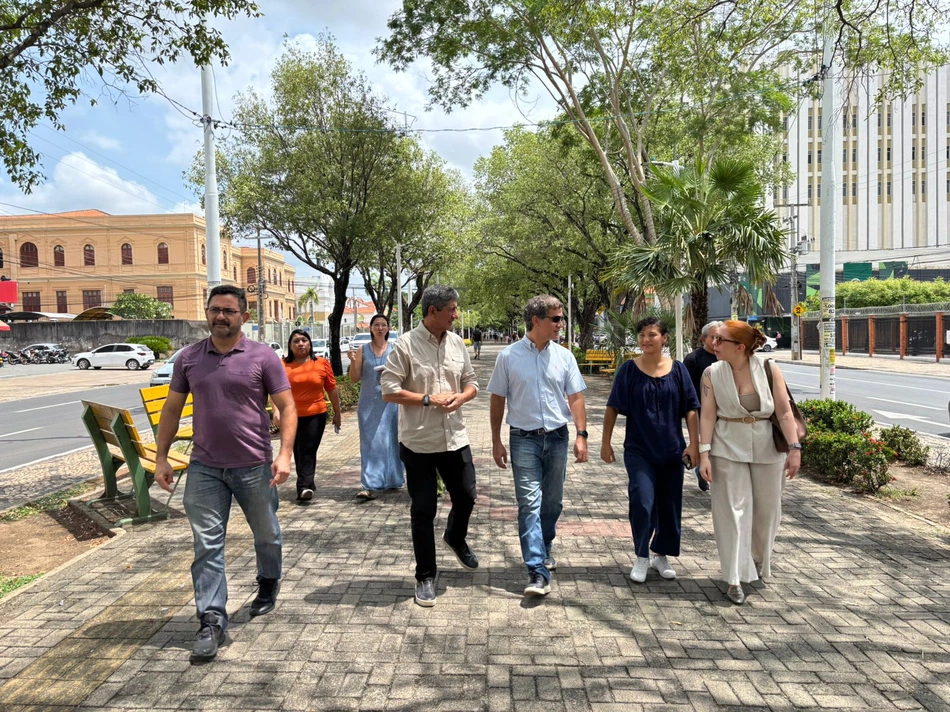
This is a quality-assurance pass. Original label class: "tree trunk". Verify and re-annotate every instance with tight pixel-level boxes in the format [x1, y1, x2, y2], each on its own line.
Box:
[690, 284, 709, 349]
[327, 271, 353, 376]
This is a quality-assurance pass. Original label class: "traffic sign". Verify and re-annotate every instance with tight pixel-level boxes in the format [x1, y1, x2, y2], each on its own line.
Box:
[793, 303, 805, 317]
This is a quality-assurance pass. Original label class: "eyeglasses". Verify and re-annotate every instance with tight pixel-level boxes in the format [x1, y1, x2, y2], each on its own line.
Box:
[206, 307, 242, 317]
[543, 315, 566, 324]
[712, 335, 741, 345]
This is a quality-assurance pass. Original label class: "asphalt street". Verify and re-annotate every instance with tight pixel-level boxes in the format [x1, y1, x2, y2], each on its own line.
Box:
[779, 359, 950, 438]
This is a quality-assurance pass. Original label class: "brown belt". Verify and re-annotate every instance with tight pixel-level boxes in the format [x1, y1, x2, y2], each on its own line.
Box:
[720, 415, 769, 424]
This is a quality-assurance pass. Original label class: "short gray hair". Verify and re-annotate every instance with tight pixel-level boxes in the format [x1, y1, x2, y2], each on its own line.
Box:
[701, 320, 724, 338]
[524, 295, 563, 332]
[421, 285, 459, 317]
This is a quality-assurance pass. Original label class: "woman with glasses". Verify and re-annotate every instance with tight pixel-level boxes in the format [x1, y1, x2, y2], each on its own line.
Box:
[698, 321, 801, 605]
[601, 317, 700, 585]
[275, 329, 342, 502]
[348, 314, 404, 500]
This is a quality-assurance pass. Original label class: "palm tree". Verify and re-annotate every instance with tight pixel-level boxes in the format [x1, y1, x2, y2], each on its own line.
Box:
[608, 158, 788, 344]
[297, 287, 320, 328]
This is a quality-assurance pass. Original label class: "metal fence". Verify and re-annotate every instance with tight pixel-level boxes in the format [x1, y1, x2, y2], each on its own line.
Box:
[801, 308, 949, 361]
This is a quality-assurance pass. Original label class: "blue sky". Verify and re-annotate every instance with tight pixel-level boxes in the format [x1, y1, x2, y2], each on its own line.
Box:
[0, 0, 558, 288]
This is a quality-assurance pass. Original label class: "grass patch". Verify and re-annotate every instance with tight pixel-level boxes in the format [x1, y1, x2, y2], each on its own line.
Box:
[875, 485, 920, 500]
[0, 483, 94, 522]
[0, 574, 43, 598]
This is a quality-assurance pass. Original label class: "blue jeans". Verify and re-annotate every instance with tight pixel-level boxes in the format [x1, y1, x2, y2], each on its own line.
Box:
[509, 426, 569, 582]
[183, 460, 282, 629]
[624, 452, 684, 559]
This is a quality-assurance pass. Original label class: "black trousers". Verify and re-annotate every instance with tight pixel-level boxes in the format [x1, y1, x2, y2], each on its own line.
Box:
[293, 413, 327, 495]
[400, 444, 477, 581]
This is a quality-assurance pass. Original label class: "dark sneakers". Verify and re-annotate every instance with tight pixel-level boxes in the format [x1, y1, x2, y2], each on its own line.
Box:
[250, 577, 280, 617]
[524, 572, 551, 597]
[442, 532, 479, 570]
[190, 612, 226, 664]
[543, 555, 557, 571]
[415, 577, 437, 607]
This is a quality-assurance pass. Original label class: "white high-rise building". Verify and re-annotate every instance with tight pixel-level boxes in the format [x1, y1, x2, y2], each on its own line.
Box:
[775, 64, 949, 261]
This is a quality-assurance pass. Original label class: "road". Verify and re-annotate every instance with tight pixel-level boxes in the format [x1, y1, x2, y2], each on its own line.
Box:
[778, 359, 950, 439]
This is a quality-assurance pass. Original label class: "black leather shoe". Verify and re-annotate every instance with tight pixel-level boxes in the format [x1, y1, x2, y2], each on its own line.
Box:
[190, 612, 226, 663]
[442, 531, 478, 570]
[250, 577, 281, 617]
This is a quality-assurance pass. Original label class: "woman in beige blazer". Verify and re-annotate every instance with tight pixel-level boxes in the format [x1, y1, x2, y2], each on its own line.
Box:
[698, 321, 801, 605]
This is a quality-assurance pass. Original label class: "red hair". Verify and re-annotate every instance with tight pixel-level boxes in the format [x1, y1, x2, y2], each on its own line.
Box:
[721, 320, 767, 353]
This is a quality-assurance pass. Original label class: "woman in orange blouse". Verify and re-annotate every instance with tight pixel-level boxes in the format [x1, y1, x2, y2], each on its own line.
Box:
[273, 330, 342, 502]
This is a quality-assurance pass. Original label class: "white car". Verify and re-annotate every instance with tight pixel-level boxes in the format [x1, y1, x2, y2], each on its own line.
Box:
[267, 341, 284, 357]
[72, 343, 155, 370]
[149, 347, 186, 387]
[350, 333, 372, 349]
[761, 335, 778, 352]
[311, 338, 330, 359]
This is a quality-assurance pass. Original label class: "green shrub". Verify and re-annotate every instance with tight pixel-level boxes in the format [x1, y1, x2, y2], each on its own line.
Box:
[801, 430, 893, 494]
[799, 398, 874, 435]
[332, 375, 361, 415]
[877, 425, 930, 466]
[127, 336, 173, 357]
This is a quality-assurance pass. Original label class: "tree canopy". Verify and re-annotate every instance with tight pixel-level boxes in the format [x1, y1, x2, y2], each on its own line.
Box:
[109, 291, 173, 319]
[1, 0, 260, 191]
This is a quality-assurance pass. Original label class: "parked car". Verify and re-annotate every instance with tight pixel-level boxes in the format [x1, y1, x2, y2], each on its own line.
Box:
[311, 338, 330, 359]
[267, 341, 283, 357]
[761, 335, 778, 352]
[350, 333, 372, 349]
[149, 347, 186, 387]
[72, 343, 155, 370]
[24, 342, 65, 354]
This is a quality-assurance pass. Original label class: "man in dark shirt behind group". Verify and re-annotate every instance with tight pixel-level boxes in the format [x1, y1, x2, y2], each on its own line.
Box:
[682, 320, 722, 492]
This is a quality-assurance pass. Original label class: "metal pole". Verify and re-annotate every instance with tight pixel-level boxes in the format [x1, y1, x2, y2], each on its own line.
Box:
[790, 249, 801, 360]
[819, 10, 838, 400]
[352, 286, 357, 336]
[674, 293, 684, 360]
[395, 243, 404, 335]
[567, 274, 573, 350]
[201, 64, 221, 288]
[256, 228, 265, 342]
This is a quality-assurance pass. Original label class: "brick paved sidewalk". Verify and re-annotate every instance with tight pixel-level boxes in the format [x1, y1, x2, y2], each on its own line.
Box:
[1, 343, 949, 711]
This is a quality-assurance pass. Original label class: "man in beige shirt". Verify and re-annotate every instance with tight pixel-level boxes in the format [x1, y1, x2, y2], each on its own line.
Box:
[381, 285, 479, 607]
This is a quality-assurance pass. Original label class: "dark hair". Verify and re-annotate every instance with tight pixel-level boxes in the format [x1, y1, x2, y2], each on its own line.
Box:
[207, 284, 247, 314]
[284, 329, 315, 364]
[636, 316, 669, 336]
[721, 320, 767, 354]
[369, 313, 391, 341]
[421, 285, 459, 317]
[523, 295, 563, 332]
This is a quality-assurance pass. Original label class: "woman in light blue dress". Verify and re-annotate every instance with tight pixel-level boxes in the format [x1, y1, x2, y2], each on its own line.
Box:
[348, 314, 404, 499]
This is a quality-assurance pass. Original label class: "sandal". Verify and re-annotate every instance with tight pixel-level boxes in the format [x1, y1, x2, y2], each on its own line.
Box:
[356, 490, 375, 500]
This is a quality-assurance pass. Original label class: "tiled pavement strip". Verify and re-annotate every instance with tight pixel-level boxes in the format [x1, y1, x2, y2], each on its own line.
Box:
[0, 345, 949, 710]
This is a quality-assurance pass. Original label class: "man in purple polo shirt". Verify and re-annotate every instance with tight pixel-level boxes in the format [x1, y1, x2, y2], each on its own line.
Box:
[155, 285, 297, 664]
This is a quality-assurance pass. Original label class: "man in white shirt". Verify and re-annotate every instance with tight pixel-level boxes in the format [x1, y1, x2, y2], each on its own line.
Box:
[381, 285, 480, 607]
[487, 295, 588, 597]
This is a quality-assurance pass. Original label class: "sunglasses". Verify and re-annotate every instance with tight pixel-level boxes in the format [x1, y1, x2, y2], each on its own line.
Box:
[712, 335, 741, 345]
[543, 315, 567, 324]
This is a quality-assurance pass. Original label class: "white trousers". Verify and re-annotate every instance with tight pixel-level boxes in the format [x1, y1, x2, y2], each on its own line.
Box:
[709, 456, 785, 585]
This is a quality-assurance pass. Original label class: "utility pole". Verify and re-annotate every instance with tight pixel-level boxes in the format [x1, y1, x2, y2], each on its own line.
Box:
[776, 203, 810, 361]
[819, 8, 838, 400]
[200, 63, 221, 288]
[395, 243, 403, 335]
[352, 286, 357, 336]
[255, 228, 265, 342]
[567, 275, 573, 351]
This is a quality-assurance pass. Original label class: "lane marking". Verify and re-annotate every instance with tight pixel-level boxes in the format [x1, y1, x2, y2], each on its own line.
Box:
[871, 409, 948, 429]
[0, 427, 42, 439]
[862, 396, 943, 411]
[13, 400, 80, 413]
[0, 445, 92, 475]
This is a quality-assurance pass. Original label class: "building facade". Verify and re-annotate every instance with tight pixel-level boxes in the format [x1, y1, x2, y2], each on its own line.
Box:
[0, 210, 297, 321]
[776, 64, 950, 255]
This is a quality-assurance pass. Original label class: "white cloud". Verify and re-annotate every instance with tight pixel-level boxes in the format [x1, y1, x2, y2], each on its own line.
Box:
[0, 153, 174, 216]
[77, 131, 123, 152]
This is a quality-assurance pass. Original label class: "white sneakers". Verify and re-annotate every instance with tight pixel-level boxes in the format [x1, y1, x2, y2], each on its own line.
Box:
[629, 557, 649, 583]
[651, 555, 676, 580]
[630, 555, 676, 583]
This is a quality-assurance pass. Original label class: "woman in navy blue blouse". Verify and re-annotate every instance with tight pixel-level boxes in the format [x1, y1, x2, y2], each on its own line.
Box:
[601, 317, 700, 584]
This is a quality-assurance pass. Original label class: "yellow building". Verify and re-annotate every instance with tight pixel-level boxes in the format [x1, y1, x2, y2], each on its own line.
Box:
[0, 210, 297, 321]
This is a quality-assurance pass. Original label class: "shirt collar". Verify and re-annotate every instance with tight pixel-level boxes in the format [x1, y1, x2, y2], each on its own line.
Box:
[206, 334, 248, 355]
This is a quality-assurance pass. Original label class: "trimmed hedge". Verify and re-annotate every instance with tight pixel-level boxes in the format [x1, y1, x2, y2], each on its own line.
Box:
[127, 336, 173, 357]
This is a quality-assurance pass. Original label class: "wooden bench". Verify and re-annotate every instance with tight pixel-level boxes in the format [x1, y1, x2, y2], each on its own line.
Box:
[578, 349, 613, 374]
[81, 400, 190, 526]
[139, 384, 194, 442]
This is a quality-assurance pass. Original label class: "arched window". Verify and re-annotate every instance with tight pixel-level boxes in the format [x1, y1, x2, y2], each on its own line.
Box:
[201, 243, 206, 266]
[53, 245, 65, 267]
[232, 266, 237, 281]
[0, 247, 4, 268]
[19, 242, 38, 268]
[279, 272, 283, 286]
[83, 244, 95, 266]
[222, 251, 228, 270]
[157, 242, 169, 265]
[121, 243, 133, 265]
[247, 267, 256, 283]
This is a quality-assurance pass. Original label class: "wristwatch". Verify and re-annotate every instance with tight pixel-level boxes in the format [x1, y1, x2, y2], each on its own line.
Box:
[789, 442, 803, 450]
[576, 430, 589, 439]
[422, 394, 430, 407]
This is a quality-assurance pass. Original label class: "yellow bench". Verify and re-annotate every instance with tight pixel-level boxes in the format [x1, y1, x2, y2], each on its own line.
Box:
[139, 385, 194, 442]
[81, 400, 190, 526]
[579, 349, 613, 373]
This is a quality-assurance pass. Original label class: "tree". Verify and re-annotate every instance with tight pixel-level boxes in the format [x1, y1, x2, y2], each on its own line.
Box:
[199, 37, 406, 374]
[110, 292, 173, 319]
[297, 286, 320, 326]
[1, 0, 260, 191]
[608, 158, 788, 340]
